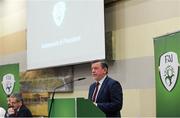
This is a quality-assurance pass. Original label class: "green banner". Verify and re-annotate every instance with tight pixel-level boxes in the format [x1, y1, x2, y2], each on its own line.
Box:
[0, 64, 20, 109]
[154, 31, 180, 117]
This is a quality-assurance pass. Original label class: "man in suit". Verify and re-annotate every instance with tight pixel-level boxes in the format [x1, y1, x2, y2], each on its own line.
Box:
[88, 60, 123, 117]
[5, 93, 32, 117]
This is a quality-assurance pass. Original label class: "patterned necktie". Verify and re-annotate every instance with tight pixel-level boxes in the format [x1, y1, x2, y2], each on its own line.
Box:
[92, 82, 100, 102]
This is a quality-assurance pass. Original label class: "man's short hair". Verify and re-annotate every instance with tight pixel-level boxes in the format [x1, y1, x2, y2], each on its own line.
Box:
[92, 60, 108, 71]
[10, 93, 23, 102]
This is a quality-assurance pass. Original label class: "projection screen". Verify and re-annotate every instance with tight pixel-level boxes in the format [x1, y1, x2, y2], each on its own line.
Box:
[27, 0, 105, 70]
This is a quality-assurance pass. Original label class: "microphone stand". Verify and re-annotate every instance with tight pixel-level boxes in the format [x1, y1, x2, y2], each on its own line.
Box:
[48, 78, 86, 117]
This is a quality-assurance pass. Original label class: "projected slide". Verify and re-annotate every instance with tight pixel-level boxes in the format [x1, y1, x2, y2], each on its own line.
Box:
[27, 0, 105, 70]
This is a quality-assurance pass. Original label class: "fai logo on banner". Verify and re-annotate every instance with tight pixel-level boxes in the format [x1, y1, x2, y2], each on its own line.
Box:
[1, 74, 16, 95]
[159, 52, 180, 92]
[52, 1, 66, 27]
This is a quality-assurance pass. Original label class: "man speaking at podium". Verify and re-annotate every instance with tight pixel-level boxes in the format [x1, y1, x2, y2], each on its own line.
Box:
[88, 60, 123, 117]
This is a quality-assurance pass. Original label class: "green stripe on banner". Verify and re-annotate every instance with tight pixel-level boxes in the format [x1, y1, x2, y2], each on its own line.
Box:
[0, 64, 20, 109]
[154, 31, 180, 117]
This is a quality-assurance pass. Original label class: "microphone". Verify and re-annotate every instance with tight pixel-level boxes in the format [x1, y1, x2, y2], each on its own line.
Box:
[54, 77, 86, 90]
[76, 77, 86, 81]
[48, 77, 86, 117]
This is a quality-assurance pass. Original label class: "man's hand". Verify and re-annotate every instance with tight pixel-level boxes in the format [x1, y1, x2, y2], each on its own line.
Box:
[93, 102, 97, 106]
[7, 107, 15, 115]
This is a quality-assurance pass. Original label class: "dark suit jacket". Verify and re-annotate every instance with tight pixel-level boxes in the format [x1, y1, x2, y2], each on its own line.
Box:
[88, 76, 123, 117]
[7, 105, 32, 117]
[16, 105, 32, 117]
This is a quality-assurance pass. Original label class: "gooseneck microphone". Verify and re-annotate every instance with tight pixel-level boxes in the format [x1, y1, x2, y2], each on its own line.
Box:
[48, 77, 86, 117]
[76, 77, 86, 81]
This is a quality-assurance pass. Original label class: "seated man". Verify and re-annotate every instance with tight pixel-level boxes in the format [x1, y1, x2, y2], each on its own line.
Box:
[6, 93, 32, 117]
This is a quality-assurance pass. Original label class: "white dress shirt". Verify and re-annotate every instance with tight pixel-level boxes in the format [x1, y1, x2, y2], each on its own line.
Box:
[94, 75, 107, 102]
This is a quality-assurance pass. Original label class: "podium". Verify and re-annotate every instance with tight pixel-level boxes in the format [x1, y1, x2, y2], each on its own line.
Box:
[48, 98, 105, 117]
